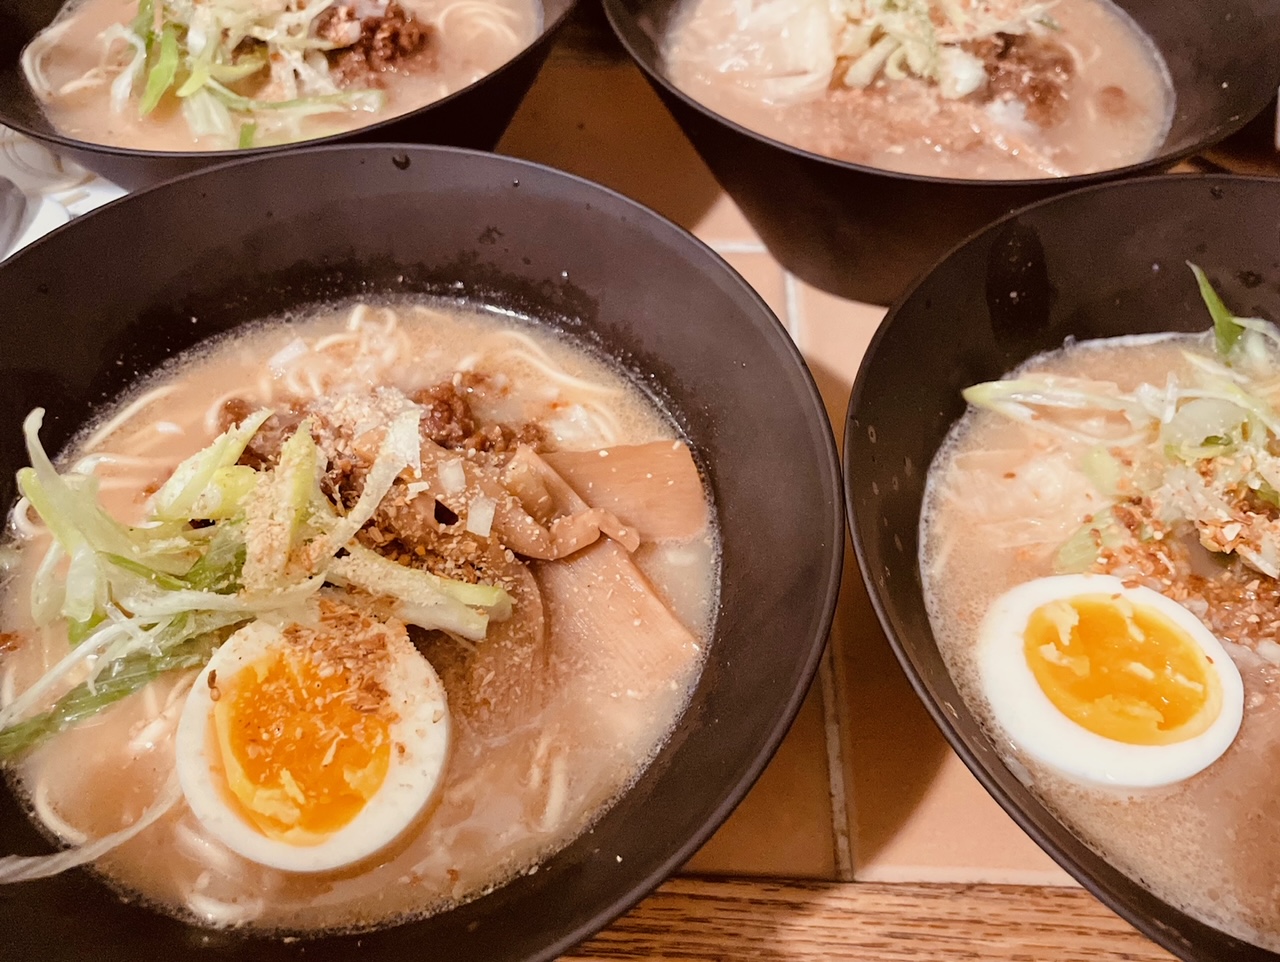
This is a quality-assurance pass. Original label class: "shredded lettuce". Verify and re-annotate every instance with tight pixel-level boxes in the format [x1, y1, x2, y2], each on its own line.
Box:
[205, 79, 385, 116]
[187, 465, 258, 520]
[1159, 397, 1249, 461]
[181, 521, 246, 592]
[131, 0, 156, 46]
[1081, 446, 1122, 497]
[29, 541, 65, 627]
[1054, 508, 1126, 574]
[180, 86, 235, 138]
[695, 0, 1059, 105]
[240, 419, 326, 591]
[210, 56, 267, 84]
[19, 0, 394, 146]
[962, 377, 1152, 448]
[151, 408, 270, 521]
[108, 0, 386, 146]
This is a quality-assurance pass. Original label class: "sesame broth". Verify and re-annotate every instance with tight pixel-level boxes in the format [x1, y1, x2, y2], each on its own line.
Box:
[0, 300, 717, 933]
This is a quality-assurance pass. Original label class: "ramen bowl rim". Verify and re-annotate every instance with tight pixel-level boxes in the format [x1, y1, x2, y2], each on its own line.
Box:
[844, 170, 1280, 962]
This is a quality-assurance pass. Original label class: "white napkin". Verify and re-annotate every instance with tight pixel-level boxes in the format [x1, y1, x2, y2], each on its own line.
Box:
[0, 126, 127, 259]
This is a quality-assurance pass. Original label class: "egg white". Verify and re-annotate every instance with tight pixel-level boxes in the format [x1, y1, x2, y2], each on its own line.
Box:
[977, 573, 1244, 790]
[175, 618, 451, 873]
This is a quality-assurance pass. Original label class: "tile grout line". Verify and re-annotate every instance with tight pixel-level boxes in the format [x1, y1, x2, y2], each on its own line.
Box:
[818, 646, 855, 881]
[784, 271, 805, 342]
[708, 241, 769, 255]
[783, 261, 852, 878]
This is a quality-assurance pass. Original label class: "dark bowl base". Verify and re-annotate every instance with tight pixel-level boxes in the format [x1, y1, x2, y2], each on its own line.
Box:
[607, 0, 1280, 306]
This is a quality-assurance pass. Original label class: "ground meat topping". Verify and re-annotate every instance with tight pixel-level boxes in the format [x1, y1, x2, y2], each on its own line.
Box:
[966, 32, 1075, 127]
[219, 397, 307, 471]
[1090, 506, 1280, 654]
[325, 2, 434, 87]
[314, 4, 362, 47]
[412, 381, 545, 454]
[415, 382, 478, 448]
[219, 385, 551, 586]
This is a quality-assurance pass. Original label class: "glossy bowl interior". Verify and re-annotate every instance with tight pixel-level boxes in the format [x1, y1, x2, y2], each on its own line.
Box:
[846, 174, 1280, 962]
[603, 0, 1280, 305]
[0, 144, 844, 962]
[0, 0, 576, 189]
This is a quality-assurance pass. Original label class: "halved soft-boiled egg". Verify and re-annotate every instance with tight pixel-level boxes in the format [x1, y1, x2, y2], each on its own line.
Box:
[176, 601, 450, 872]
[977, 573, 1243, 789]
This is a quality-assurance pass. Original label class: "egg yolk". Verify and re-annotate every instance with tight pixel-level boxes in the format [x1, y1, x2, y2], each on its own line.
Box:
[213, 652, 391, 845]
[1023, 594, 1222, 746]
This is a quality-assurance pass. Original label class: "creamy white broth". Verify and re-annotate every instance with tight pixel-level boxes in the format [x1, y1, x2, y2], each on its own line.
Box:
[0, 300, 717, 933]
[921, 334, 1280, 951]
[664, 0, 1173, 179]
[25, 0, 541, 151]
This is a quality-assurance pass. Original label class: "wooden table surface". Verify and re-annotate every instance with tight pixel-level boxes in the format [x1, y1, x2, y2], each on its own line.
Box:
[567, 878, 1176, 961]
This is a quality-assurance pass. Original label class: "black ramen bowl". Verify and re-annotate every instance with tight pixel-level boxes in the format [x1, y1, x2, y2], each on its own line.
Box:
[0, 144, 843, 962]
[0, 0, 577, 190]
[847, 174, 1280, 961]
[603, 0, 1280, 305]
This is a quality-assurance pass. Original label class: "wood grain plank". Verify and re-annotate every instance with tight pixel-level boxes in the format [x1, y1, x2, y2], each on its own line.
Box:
[568, 878, 1177, 962]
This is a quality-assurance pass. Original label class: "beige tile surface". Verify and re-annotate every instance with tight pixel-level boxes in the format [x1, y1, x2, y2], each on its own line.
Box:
[497, 40, 760, 247]
[791, 282, 1074, 886]
[684, 685, 837, 879]
[690, 194, 762, 249]
[828, 550, 1073, 885]
[499, 52, 730, 240]
[719, 252, 788, 327]
[790, 278, 886, 434]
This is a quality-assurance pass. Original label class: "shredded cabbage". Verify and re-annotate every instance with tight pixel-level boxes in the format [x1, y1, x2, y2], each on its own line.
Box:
[693, 0, 1060, 104]
[0, 406, 508, 763]
[966, 265, 1280, 581]
[26, 0, 390, 148]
